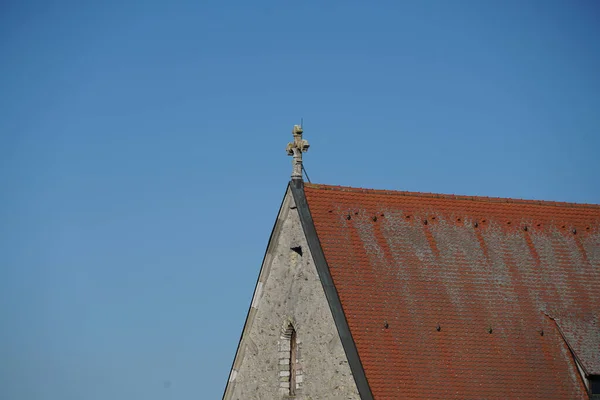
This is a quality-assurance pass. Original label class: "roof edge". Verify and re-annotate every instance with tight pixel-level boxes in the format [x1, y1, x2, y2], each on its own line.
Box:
[290, 179, 374, 400]
[305, 183, 600, 209]
[222, 185, 291, 400]
[546, 314, 592, 394]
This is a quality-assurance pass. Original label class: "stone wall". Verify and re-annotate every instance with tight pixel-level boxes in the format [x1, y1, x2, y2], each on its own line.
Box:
[224, 188, 360, 400]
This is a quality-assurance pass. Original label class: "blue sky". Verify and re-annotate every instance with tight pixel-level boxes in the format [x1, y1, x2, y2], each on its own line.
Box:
[1, 1, 599, 399]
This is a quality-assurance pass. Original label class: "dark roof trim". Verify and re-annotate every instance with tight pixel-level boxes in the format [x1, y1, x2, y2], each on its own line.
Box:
[290, 179, 374, 400]
[545, 314, 591, 396]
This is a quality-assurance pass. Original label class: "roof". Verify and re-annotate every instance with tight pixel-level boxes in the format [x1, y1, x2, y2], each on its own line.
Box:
[303, 183, 600, 399]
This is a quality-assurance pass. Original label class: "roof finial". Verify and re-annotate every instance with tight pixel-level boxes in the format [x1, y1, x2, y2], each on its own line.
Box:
[286, 124, 309, 180]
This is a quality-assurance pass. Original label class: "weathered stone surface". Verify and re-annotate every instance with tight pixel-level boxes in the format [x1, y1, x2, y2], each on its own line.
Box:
[224, 189, 360, 400]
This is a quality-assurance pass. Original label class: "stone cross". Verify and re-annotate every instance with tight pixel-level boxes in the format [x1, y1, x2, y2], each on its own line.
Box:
[286, 125, 309, 180]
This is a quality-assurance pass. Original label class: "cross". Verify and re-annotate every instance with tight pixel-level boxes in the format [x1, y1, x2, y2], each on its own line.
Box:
[286, 125, 309, 180]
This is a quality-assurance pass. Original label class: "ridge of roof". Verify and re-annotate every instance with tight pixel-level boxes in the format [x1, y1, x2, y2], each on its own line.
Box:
[305, 183, 600, 209]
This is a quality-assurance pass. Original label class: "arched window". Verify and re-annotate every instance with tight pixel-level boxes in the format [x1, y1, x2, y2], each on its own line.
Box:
[289, 327, 297, 396]
[280, 323, 301, 396]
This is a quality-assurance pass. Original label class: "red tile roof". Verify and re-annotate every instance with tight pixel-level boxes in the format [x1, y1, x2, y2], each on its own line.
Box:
[304, 183, 600, 399]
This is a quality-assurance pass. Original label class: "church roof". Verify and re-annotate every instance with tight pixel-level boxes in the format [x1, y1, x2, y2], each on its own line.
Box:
[303, 183, 600, 399]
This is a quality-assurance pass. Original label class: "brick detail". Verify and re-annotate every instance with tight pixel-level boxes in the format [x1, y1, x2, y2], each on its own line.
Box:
[278, 322, 303, 396]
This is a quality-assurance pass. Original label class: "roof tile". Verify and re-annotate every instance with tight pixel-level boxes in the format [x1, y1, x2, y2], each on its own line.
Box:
[305, 183, 600, 399]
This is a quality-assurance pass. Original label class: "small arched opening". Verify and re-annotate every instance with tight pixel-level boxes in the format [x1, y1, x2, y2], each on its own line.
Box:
[280, 323, 301, 396]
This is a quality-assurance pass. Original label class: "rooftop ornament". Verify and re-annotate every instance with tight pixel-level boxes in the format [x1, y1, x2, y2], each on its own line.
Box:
[286, 124, 309, 180]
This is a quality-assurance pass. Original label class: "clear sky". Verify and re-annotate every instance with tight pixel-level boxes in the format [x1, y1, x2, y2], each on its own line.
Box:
[1, 1, 599, 399]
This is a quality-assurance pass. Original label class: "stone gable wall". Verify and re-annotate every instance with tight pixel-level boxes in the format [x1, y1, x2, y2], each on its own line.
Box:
[225, 189, 360, 400]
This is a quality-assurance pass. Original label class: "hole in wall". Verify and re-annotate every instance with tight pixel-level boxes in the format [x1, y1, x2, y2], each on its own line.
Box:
[291, 246, 303, 256]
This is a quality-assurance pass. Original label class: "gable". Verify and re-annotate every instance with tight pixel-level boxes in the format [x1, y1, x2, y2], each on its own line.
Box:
[305, 183, 600, 399]
[223, 187, 360, 399]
